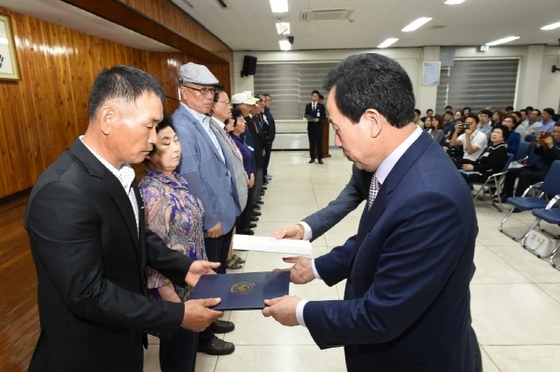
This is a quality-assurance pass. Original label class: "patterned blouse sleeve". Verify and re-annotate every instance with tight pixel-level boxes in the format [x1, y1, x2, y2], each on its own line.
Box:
[140, 181, 172, 290]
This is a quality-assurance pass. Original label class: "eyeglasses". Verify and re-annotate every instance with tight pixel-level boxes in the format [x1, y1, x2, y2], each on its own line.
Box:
[182, 85, 215, 96]
[216, 100, 232, 105]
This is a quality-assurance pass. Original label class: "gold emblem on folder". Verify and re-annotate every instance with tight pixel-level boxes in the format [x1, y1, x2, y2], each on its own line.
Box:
[230, 281, 256, 295]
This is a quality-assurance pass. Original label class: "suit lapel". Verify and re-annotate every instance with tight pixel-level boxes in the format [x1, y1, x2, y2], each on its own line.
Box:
[346, 132, 434, 271]
[69, 139, 140, 255]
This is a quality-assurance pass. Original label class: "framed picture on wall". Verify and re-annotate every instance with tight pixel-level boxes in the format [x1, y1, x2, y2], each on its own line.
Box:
[0, 14, 21, 80]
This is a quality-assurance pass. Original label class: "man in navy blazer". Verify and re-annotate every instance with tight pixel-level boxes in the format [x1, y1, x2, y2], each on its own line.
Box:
[263, 53, 477, 371]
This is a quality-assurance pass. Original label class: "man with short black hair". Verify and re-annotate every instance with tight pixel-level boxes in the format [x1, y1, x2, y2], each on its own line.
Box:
[305, 90, 327, 164]
[263, 53, 477, 372]
[478, 109, 493, 139]
[25, 65, 223, 371]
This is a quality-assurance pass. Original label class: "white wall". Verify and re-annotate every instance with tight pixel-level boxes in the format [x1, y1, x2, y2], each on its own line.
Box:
[233, 45, 560, 113]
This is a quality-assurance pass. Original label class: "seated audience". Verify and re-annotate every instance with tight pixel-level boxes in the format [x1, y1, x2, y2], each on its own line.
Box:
[442, 110, 455, 135]
[492, 110, 504, 126]
[478, 109, 493, 140]
[426, 115, 445, 145]
[460, 126, 509, 185]
[449, 114, 488, 168]
[518, 108, 540, 138]
[139, 115, 207, 372]
[501, 114, 520, 156]
[497, 121, 560, 201]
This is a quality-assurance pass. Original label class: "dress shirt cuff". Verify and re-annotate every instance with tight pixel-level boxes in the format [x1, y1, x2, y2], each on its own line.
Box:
[296, 299, 309, 327]
[311, 258, 322, 280]
[299, 221, 312, 241]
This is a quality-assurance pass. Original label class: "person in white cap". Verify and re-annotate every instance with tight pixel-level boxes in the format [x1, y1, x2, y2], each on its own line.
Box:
[172, 62, 238, 356]
[231, 91, 266, 234]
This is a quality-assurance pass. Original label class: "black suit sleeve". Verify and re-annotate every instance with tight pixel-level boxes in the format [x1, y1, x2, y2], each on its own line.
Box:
[26, 181, 185, 338]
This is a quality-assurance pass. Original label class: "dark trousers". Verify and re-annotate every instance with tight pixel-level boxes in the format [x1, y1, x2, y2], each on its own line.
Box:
[204, 228, 234, 275]
[263, 143, 272, 179]
[307, 122, 323, 160]
[502, 166, 547, 197]
[237, 185, 255, 232]
[159, 328, 198, 372]
[253, 168, 263, 207]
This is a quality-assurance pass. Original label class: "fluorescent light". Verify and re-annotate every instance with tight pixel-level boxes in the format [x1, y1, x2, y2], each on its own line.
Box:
[541, 21, 560, 31]
[485, 36, 520, 46]
[275, 22, 290, 35]
[270, 0, 288, 13]
[444, 0, 465, 4]
[401, 17, 432, 32]
[377, 38, 399, 48]
[279, 40, 292, 51]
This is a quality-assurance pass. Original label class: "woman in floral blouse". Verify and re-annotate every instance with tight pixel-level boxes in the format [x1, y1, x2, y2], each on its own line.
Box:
[139, 114, 206, 372]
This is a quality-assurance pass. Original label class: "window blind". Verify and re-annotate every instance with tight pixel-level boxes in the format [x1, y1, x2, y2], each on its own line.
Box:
[254, 62, 338, 120]
[436, 59, 519, 114]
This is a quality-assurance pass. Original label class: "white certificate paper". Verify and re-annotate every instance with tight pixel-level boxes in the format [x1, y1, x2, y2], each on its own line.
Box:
[232, 234, 312, 255]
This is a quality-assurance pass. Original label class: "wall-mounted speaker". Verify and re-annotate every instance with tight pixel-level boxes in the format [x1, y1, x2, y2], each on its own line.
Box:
[241, 55, 257, 77]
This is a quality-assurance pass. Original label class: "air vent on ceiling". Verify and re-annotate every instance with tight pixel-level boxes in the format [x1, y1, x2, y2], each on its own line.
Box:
[429, 25, 447, 29]
[300, 9, 355, 22]
[215, 0, 233, 9]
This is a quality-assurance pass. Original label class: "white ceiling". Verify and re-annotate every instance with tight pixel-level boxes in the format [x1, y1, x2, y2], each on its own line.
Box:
[2, 0, 560, 53]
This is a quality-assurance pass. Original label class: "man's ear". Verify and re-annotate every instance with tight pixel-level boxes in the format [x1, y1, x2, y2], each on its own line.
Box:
[100, 105, 117, 135]
[364, 109, 383, 138]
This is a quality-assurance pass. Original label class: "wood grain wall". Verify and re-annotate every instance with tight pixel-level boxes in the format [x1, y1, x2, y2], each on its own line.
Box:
[0, 7, 232, 199]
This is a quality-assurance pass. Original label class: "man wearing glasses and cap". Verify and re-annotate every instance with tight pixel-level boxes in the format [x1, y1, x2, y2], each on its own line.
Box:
[173, 62, 240, 356]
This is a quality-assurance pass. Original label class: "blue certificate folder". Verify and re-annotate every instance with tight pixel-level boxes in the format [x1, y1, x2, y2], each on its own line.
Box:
[189, 271, 290, 310]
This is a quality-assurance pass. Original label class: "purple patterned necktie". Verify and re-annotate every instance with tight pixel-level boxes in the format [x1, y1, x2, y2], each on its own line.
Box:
[368, 174, 380, 210]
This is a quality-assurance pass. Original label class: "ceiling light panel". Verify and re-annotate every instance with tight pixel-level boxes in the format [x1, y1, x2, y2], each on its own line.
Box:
[485, 36, 520, 46]
[541, 22, 560, 31]
[279, 40, 292, 51]
[270, 0, 289, 13]
[377, 38, 399, 48]
[402, 17, 433, 32]
[275, 22, 290, 35]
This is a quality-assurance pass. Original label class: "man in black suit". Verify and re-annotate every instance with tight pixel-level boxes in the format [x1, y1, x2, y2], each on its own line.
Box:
[305, 90, 327, 164]
[24, 65, 222, 371]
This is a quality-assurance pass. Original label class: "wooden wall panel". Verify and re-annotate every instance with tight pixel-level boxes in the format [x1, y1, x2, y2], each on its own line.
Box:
[0, 8, 231, 199]
[121, 0, 233, 66]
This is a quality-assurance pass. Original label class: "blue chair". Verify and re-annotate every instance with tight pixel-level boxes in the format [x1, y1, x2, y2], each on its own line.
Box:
[515, 140, 531, 161]
[499, 160, 560, 241]
[520, 195, 560, 258]
[472, 154, 515, 212]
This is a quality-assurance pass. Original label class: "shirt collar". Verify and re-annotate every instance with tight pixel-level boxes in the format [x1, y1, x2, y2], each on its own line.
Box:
[375, 126, 423, 185]
[79, 136, 135, 191]
[181, 102, 210, 125]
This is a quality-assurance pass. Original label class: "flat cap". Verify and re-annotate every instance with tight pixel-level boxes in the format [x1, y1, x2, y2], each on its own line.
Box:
[231, 91, 260, 105]
[179, 62, 219, 85]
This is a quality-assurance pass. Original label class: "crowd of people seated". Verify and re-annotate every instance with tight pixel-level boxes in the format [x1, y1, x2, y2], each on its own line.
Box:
[418, 104, 560, 197]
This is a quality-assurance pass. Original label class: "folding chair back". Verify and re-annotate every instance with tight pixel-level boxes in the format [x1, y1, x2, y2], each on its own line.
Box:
[515, 141, 531, 161]
[541, 160, 560, 198]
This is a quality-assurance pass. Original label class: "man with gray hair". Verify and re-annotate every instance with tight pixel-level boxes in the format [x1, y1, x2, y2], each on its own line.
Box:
[173, 62, 239, 355]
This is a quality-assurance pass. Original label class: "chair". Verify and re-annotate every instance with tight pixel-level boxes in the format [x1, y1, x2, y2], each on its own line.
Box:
[515, 140, 531, 161]
[499, 160, 560, 241]
[472, 153, 515, 212]
[472, 154, 513, 212]
[520, 195, 560, 258]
